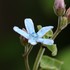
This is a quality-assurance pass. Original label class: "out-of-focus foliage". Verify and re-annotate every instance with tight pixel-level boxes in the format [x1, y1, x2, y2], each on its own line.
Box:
[57, 46, 70, 70]
[40, 0, 54, 15]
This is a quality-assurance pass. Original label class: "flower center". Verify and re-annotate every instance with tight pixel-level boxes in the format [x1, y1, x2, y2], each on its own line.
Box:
[29, 32, 38, 40]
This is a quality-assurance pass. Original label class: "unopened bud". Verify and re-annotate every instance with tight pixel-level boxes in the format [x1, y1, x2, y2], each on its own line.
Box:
[54, 0, 66, 16]
[59, 17, 68, 30]
[20, 28, 28, 46]
[66, 7, 70, 23]
[37, 25, 42, 30]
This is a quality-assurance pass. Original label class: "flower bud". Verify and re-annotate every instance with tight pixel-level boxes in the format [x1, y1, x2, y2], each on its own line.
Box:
[20, 28, 28, 46]
[37, 25, 42, 30]
[54, 0, 66, 16]
[59, 17, 68, 30]
[66, 7, 70, 23]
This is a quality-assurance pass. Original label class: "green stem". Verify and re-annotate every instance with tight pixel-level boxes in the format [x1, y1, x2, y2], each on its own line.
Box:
[23, 44, 33, 70]
[23, 45, 33, 57]
[24, 54, 30, 70]
[52, 28, 61, 40]
[52, 16, 62, 40]
[33, 47, 45, 70]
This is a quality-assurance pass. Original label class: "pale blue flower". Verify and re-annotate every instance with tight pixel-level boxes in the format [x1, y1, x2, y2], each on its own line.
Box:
[13, 18, 54, 45]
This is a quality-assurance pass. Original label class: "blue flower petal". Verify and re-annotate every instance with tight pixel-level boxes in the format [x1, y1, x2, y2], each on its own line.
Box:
[43, 39, 54, 45]
[37, 26, 54, 37]
[37, 38, 54, 45]
[24, 18, 35, 34]
[28, 39, 37, 45]
[13, 26, 29, 39]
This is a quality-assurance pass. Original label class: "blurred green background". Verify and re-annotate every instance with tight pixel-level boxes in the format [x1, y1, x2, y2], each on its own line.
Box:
[0, 0, 70, 70]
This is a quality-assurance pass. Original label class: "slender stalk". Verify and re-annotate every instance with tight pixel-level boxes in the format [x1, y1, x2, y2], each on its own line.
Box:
[23, 45, 33, 57]
[23, 44, 33, 70]
[52, 28, 61, 40]
[24, 54, 30, 70]
[52, 16, 62, 40]
[33, 47, 45, 70]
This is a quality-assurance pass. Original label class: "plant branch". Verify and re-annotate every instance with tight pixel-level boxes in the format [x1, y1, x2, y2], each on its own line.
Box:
[52, 16, 62, 40]
[33, 46, 45, 70]
[23, 45, 33, 57]
[23, 44, 33, 70]
[52, 28, 61, 40]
